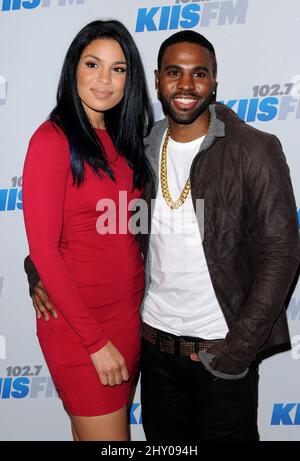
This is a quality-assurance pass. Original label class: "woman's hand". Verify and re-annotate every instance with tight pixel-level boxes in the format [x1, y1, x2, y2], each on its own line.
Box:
[90, 341, 129, 386]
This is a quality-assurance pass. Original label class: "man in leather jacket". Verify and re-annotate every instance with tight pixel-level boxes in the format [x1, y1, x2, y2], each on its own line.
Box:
[24, 31, 299, 441]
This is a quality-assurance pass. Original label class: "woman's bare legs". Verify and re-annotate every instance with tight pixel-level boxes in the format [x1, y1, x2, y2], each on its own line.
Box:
[71, 423, 80, 441]
[70, 405, 129, 441]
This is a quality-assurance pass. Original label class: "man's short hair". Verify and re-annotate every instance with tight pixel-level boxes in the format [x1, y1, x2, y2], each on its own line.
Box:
[157, 30, 217, 77]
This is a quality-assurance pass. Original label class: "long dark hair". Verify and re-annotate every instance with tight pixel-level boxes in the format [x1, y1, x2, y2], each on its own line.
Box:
[50, 20, 153, 188]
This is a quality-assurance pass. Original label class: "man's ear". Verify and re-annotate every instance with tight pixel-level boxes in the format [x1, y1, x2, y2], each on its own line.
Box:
[154, 70, 159, 90]
[212, 80, 218, 101]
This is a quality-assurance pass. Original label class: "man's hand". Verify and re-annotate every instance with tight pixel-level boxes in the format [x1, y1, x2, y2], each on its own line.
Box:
[90, 341, 129, 386]
[32, 280, 58, 321]
[190, 340, 225, 362]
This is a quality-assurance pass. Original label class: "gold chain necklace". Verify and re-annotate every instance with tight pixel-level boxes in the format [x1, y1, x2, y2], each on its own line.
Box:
[160, 128, 191, 210]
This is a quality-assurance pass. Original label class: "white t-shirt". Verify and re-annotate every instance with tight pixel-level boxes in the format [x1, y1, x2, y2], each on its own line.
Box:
[142, 132, 228, 339]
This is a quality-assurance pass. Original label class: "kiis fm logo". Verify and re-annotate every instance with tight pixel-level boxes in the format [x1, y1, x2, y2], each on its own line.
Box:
[1, 0, 85, 12]
[0, 377, 57, 398]
[271, 404, 300, 425]
[136, 0, 249, 32]
[222, 77, 300, 123]
[0, 365, 56, 399]
[130, 403, 142, 425]
[0, 176, 22, 212]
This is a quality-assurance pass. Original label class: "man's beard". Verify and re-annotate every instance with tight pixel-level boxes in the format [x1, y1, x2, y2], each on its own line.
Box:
[158, 90, 214, 125]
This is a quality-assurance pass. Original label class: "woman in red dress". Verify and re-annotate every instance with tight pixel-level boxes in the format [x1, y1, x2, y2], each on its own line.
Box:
[22, 20, 153, 441]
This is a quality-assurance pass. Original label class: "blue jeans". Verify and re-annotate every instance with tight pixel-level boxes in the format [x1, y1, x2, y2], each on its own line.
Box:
[141, 337, 259, 441]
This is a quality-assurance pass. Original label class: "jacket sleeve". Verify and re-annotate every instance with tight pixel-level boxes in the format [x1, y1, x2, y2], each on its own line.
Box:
[22, 123, 109, 355]
[209, 135, 300, 375]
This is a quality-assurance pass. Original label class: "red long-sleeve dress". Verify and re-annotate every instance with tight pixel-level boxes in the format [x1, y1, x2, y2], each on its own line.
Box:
[22, 121, 144, 416]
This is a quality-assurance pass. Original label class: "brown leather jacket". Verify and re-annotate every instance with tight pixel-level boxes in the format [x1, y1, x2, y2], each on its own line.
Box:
[25, 103, 300, 375]
[139, 103, 300, 374]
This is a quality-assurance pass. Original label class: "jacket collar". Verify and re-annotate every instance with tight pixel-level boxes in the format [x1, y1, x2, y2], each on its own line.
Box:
[145, 102, 227, 184]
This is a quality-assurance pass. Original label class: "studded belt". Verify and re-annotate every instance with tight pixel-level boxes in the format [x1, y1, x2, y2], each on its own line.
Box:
[141, 322, 223, 356]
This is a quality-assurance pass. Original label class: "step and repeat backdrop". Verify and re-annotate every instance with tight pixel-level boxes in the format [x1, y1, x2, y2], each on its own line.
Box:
[0, 0, 300, 441]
